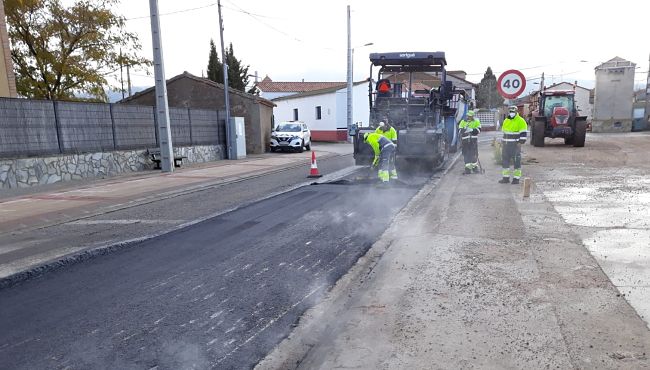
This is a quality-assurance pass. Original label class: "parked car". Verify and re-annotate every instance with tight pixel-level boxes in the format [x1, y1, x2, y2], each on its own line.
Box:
[270, 121, 311, 153]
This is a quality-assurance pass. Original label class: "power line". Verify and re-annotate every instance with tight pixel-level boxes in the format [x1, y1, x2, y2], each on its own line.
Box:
[222, 0, 301, 42]
[125, 2, 218, 21]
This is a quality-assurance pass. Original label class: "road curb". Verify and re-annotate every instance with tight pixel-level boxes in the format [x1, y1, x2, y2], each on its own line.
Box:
[0, 162, 360, 290]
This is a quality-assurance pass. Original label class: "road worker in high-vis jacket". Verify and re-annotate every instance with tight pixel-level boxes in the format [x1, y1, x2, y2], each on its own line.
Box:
[458, 110, 481, 174]
[364, 132, 396, 183]
[375, 121, 398, 179]
[499, 106, 528, 184]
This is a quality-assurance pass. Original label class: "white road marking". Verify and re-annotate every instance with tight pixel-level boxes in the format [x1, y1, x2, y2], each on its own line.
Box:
[242, 264, 252, 270]
[67, 219, 185, 225]
[210, 311, 224, 319]
[278, 262, 286, 267]
[225, 326, 236, 334]
[153, 317, 165, 325]
[204, 293, 215, 300]
[305, 241, 312, 245]
[207, 338, 219, 346]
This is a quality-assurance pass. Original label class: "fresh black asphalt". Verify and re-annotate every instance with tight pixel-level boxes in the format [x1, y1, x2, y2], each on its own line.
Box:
[0, 181, 420, 369]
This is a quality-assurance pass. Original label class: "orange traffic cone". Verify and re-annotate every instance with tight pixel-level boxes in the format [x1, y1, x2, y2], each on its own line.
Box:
[308, 151, 322, 178]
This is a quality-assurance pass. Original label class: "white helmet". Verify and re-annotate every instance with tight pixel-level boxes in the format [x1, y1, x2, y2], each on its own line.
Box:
[378, 121, 385, 127]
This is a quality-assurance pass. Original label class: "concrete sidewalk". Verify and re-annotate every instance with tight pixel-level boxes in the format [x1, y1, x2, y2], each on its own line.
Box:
[258, 141, 650, 369]
[0, 143, 351, 233]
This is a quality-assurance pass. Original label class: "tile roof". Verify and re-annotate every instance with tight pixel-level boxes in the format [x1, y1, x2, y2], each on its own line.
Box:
[271, 79, 369, 101]
[256, 78, 347, 93]
[117, 72, 275, 107]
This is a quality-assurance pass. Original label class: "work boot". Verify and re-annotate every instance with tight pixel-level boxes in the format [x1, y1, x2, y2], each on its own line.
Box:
[464, 168, 471, 175]
[472, 167, 480, 174]
[498, 177, 510, 184]
[511, 178, 520, 185]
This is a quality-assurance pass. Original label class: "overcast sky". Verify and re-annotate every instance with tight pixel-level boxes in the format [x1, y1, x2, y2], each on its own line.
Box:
[118, 0, 649, 92]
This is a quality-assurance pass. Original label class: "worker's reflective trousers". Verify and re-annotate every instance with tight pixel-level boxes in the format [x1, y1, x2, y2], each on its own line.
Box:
[378, 143, 396, 182]
[501, 141, 522, 179]
[462, 137, 479, 170]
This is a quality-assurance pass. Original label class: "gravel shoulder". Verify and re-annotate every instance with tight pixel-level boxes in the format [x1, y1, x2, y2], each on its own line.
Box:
[257, 137, 650, 369]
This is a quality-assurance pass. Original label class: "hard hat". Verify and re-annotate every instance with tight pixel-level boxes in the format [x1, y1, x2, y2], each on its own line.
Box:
[467, 110, 474, 116]
[508, 106, 518, 112]
[378, 121, 385, 127]
[364, 132, 370, 142]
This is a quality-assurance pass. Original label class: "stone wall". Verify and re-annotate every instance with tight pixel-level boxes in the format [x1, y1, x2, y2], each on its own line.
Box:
[0, 144, 224, 189]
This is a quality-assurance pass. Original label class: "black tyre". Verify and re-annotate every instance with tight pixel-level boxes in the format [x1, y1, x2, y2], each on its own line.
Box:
[573, 120, 586, 147]
[533, 121, 545, 147]
[297, 141, 304, 153]
[305, 141, 311, 151]
[564, 136, 575, 145]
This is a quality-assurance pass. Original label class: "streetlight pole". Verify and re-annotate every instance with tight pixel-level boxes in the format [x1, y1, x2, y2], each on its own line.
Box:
[346, 5, 352, 139]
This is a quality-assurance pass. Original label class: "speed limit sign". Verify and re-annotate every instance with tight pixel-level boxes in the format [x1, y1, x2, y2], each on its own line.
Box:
[497, 69, 526, 99]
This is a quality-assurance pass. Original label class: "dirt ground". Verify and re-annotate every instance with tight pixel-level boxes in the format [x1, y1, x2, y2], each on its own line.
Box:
[256, 132, 650, 369]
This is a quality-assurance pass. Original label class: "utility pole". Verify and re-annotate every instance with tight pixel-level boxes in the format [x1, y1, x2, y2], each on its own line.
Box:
[645, 54, 650, 127]
[119, 49, 125, 100]
[149, 0, 174, 172]
[126, 63, 132, 97]
[218, 0, 233, 159]
[346, 5, 353, 139]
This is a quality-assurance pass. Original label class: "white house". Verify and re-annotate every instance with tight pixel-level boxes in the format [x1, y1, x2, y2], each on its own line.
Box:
[272, 81, 369, 141]
[545, 82, 593, 121]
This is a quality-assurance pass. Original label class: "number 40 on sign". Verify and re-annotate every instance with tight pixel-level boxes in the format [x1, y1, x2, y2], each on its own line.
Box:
[497, 69, 526, 99]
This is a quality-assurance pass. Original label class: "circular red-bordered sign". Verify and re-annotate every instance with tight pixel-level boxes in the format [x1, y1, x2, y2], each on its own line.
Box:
[497, 69, 526, 99]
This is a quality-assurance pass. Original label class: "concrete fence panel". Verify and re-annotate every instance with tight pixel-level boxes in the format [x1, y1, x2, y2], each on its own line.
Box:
[0, 98, 58, 157]
[56, 101, 114, 153]
[169, 107, 192, 146]
[189, 108, 222, 146]
[112, 105, 157, 150]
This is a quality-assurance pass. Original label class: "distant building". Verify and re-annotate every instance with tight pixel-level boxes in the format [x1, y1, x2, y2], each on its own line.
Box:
[592, 57, 635, 132]
[272, 80, 368, 141]
[545, 82, 593, 121]
[255, 76, 347, 100]
[119, 72, 275, 154]
[0, 2, 17, 98]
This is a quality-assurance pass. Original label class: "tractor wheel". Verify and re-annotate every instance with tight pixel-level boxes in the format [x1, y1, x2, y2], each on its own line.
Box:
[532, 121, 545, 147]
[573, 120, 587, 147]
[564, 136, 575, 145]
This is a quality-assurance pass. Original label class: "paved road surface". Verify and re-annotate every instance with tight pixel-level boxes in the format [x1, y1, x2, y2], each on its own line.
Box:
[0, 154, 354, 281]
[0, 180, 419, 369]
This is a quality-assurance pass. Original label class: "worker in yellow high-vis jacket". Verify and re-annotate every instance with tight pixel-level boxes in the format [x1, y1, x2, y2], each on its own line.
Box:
[458, 110, 481, 174]
[499, 106, 528, 184]
[375, 121, 398, 179]
[364, 132, 396, 183]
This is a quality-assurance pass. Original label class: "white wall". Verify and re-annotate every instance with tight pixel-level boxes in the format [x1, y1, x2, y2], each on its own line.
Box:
[272, 84, 369, 132]
[260, 91, 296, 100]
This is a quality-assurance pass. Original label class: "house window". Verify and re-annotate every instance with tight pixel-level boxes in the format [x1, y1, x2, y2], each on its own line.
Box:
[315, 106, 322, 120]
[293, 108, 299, 121]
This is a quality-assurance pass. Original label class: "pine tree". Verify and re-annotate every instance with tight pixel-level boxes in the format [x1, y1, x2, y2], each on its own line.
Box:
[224, 43, 250, 92]
[476, 67, 504, 109]
[207, 39, 223, 84]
